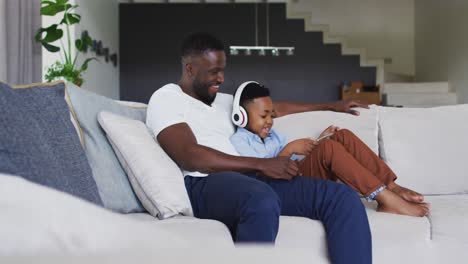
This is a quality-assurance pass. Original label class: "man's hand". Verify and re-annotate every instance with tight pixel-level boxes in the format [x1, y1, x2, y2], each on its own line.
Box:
[258, 156, 299, 180]
[331, 99, 369, 116]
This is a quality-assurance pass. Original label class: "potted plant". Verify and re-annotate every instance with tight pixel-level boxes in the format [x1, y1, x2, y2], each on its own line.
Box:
[35, 0, 95, 87]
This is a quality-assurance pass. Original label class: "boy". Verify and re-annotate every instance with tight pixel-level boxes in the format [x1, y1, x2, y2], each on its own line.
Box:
[230, 81, 430, 217]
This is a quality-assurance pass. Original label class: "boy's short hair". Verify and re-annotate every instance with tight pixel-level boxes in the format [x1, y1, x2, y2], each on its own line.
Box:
[180, 32, 225, 60]
[240, 82, 271, 109]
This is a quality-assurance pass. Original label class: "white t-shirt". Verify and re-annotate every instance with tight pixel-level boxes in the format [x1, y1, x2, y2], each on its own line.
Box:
[146, 83, 239, 177]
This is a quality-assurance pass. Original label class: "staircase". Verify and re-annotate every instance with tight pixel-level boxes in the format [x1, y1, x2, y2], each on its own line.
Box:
[285, 0, 385, 85]
[284, 0, 458, 108]
[383, 82, 457, 108]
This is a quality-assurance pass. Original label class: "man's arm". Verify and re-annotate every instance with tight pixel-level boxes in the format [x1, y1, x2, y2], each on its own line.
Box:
[273, 99, 369, 118]
[157, 123, 299, 179]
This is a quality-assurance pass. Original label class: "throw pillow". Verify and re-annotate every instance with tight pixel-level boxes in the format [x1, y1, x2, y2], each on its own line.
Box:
[378, 105, 468, 195]
[0, 81, 102, 206]
[97, 111, 193, 219]
[66, 83, 146, 213]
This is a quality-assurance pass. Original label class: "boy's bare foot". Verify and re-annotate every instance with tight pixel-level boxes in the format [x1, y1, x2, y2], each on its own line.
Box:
[375, 189, 429, 217]
[387, 182, 425, 204]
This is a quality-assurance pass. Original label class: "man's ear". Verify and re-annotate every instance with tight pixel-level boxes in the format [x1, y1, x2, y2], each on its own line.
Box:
[182, 56, 194, 77]
[185, 63, 194, 78]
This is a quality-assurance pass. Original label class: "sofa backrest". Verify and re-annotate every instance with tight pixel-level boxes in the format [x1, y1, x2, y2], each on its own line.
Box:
[68, 88, 468, 202]
[378, 104, 468, 195]
[274, 105, 380, 154]
[275, 104, 468, 196]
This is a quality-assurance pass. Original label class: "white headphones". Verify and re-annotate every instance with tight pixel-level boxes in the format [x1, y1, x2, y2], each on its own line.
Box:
[232, 81, 258, 127]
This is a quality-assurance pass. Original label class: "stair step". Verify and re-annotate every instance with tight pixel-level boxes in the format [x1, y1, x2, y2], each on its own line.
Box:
[384, 72, 415, 82]
[287, 1, 384, 85]
[384, 92, 458, 108]
[384, 82, 450, 93]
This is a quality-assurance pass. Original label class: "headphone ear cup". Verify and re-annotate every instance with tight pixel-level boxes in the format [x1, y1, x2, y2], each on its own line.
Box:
[232, 81, 257, 127]
[239, 106, 248, 128]
[232, 110, 240, 126]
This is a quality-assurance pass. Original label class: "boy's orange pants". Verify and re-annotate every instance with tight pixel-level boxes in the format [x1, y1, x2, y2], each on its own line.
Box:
[298, 129, 397, 196]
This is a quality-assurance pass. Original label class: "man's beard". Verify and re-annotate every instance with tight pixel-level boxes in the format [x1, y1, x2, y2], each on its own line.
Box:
[193, 79, 217, 105]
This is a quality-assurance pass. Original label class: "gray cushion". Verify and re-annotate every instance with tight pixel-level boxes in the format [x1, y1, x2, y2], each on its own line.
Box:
[67, 83, 146, 213]
[0, 81, 102, 206]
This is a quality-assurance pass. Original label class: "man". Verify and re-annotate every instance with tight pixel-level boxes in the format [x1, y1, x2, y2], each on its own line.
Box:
[146, 32, 372, 264]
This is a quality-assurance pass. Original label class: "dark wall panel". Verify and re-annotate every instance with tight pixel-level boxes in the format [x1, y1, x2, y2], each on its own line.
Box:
[120, 3, 375, 103]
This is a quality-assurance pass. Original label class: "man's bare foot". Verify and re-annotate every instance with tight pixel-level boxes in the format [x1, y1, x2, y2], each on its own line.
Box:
[375, 189, 429, 217]
[387, 182, 425, 204]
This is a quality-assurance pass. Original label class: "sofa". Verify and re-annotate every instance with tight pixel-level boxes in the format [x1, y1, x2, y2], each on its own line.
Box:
[1, 81, 467, 264]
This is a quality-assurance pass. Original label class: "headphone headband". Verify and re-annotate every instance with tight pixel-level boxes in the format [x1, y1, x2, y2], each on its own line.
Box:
[232, 81, 258, 127]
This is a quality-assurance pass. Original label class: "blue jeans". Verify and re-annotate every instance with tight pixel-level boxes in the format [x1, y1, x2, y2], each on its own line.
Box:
[184, 172, 372, 264]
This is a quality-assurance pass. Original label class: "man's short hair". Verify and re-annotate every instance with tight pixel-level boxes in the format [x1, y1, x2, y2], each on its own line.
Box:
[180, 32, 225, 59]
[240, 82, 271, 109]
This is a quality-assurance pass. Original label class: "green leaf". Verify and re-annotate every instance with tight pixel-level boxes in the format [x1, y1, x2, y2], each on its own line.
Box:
[75, 39, 84, 52]
[56, 0, 70, 5]
[61, 13, 81, 25]
[67, 4, 79, 12]
[83, 35, 93, 46]
[80, 58, 97, 72]
[43, 43, 60, 53]
[44, 60, 84, 86]
[75, 34, 93, 52]
[41, 0, 72, 16]
[43, 25, 63, 43]
[41, 5, 64, 16]
[41, 2, 69, 16]
[35, 24, 63, 43]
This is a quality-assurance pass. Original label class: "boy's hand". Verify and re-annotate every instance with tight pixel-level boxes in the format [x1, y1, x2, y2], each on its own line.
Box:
[288, 138, 318, 155]
[319, 125, 340, 138]
[258, 157, 299, 180]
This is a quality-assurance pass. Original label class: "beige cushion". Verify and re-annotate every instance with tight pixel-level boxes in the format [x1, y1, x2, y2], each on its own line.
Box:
[97, 111, 193, 219]
[378, 104, 468, 194]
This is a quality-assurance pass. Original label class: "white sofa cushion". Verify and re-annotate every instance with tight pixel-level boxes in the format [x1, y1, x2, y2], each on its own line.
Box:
[363, 202, 431, 247]
[125, 214, 233, 247]
[97, 111, 193, 219]
[425, 195, 468, 245]
[276, 207, 430, 261]
[0, 174, 193, 255]
[276, 216, 327, 252]
[274, 106, 379, 154]
[378, 105, 468, 194]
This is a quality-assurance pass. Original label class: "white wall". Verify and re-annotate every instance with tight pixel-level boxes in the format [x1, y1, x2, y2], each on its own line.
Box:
[42, 0, 120, 99]
[289, 0, 415, 77]
[414, 0, 448, 82]
[74, 0, 120, 99]
[415, 0, 468, 103]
